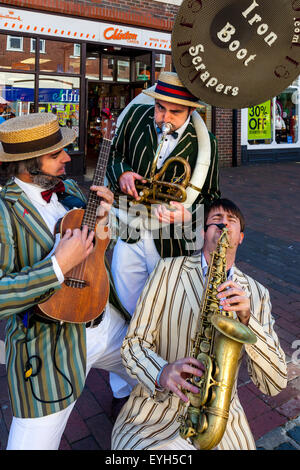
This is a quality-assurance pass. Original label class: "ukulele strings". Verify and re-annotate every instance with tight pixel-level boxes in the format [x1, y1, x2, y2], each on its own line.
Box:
[66, 135, 112, 287]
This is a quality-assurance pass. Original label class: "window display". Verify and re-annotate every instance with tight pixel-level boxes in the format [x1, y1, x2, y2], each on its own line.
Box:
[38, 75, 80, 151]
[247, 82, 299, 146]
[0, 71, 35, 118]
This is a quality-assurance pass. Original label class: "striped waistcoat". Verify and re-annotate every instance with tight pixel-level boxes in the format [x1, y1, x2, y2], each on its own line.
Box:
[111, 255, 287, 450]
[0, 179, 88, 418]
[106, 104, 220, 258]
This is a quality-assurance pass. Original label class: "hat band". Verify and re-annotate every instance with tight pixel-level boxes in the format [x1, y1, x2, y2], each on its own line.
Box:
[2, 129, 63, 155]
[155, 80, 198, 103]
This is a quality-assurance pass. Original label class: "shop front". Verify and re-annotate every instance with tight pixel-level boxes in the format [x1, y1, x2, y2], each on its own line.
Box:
[241, 77, 300, 163]
[0, 5, 173, 176]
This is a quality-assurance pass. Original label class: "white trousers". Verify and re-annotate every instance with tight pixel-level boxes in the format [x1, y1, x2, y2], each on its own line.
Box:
[111, 237, 161, 316]
[109, 237, 161, 397]
[7, 304, 136, 450]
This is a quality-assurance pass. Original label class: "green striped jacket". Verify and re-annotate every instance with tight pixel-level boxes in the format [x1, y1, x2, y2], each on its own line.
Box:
[106, 104, 220, 258]
[0, 179, 88, 418]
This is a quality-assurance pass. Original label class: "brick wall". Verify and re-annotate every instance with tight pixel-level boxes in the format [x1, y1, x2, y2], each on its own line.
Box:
[215, 108, 242, 167]
[0, 0, 177, 31]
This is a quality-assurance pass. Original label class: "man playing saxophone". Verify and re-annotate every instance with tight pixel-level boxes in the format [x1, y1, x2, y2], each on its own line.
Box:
[111, 198, 287, 450]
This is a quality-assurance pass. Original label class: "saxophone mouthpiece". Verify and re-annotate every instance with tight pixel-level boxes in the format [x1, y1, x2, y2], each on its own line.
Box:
[204, 223, 226, 232]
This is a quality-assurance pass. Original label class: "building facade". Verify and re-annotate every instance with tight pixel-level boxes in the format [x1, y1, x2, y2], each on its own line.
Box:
[0, 1, 299, 178]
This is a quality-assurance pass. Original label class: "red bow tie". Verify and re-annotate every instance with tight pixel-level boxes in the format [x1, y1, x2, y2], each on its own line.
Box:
[41, 181, 65, 203]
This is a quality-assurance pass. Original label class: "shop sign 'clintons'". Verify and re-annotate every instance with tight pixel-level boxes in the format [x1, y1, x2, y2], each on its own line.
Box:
[172, 0, 300, 109]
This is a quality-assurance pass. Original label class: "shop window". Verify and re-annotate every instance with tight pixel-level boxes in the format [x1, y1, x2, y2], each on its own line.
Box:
[155, 53, 172, 80]
[0, 71, 35, 118]
[87, 82, 129, 158]
[155, 54, 165, 68]
[39, 40, 80, 74]
[0, 34, 35, 71]
[38, 75, 80, 151]
[135, 54, 150, 82]
[73, 44, 81, 57]
[86, 52, 100, 80]
[247, 82, 299, 145]
[117, 59, 130, 82]
[275, 87, 298, 144]
[102, 57, 114, 81]
[30, 38, 46, 54]
[7, 36, 23, 52]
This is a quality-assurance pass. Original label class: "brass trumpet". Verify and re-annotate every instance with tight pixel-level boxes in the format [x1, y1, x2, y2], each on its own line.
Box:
[117, 123, 191, 211]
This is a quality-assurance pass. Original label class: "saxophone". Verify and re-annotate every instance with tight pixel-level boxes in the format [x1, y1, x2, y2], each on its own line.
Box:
[179, 226, 257, 450]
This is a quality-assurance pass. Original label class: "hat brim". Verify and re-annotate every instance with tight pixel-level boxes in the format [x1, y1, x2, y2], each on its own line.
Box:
[0, 127, 77, 162]
[142, 88, 200, 108]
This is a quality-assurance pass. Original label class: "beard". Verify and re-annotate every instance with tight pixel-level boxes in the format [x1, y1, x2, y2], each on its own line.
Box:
[32, 174, 61, 190]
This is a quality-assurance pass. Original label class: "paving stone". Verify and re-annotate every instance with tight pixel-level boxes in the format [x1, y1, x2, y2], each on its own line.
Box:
[63, 407, 90, 443]
[250, 410, 287, 440]
[277, 397, 300, 419]
[275, 442, 298, 450]
[287, 425, 300, 443]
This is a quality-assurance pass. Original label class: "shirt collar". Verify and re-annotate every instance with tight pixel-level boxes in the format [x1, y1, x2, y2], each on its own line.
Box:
[14, 177, 55, 206]
[201, 251, 234, 280]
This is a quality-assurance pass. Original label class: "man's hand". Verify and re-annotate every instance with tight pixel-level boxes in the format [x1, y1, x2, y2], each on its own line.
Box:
[153, 201, 192, 225]
[217, 280, 251, 325]
[54, 225, 95, 275]
[159, 357, 205, 402]
[91, 185, 114, 224]
[119, 171, 147, 200]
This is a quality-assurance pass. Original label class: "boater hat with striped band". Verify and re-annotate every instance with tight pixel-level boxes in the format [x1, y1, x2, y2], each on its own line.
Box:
[0, 112, 76, 161]
[143, 72, 200, 108]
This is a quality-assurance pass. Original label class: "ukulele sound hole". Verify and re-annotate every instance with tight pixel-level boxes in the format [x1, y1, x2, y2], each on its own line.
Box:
[65, 278, 88, 288]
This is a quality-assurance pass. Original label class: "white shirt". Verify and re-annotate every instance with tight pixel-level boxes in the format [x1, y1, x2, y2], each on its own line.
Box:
[14, 177, 66, 283]
[201, 251, 234, 280]
[156, 117, 190, 170]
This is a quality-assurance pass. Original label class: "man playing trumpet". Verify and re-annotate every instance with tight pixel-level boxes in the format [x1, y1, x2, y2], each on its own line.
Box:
[107, 71, 220, 317]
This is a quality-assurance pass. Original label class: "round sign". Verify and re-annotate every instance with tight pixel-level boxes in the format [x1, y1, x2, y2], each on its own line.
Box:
[172, 0, 300, 108]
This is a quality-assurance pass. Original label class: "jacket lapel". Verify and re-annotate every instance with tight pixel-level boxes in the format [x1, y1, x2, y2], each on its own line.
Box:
[4, 181, 55, 253]
[180, 255, 205, 319]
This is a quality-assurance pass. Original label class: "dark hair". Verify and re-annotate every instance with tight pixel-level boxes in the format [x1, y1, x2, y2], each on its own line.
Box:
[0, 157, 41, 179]
[204, 198, 245, 232]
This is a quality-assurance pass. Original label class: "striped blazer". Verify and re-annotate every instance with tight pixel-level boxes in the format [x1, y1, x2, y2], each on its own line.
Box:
[0, 179, 90, 418]
[111, 255, 287, 450]
[106, 104, 220, 258]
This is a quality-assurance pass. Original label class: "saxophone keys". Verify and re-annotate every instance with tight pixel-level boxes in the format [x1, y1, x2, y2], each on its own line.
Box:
[204, 326, 213, 339]
[200, 340, 210, 353]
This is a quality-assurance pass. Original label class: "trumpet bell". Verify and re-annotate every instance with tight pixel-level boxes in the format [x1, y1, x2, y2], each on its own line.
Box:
[211, 314, 257, 345]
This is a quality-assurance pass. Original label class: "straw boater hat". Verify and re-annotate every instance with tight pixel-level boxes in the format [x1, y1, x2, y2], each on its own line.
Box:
[0, 113, 76, 162]
[143, 72, 201, 108]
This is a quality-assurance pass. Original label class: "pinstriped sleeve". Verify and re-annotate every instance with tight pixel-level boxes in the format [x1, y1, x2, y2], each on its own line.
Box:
[0, 202, 61, 320]
[245, 283, 287, 396]
[106, 111, 134, 190]
[121, 259, 169, 396]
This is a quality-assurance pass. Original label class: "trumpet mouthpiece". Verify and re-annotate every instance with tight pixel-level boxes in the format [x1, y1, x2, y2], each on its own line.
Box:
[162, 122, 172, 134]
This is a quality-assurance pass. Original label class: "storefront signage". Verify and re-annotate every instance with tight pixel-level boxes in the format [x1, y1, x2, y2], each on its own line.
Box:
[3, 87, 79, 103]
[0, 6, 171, 51]
[248, 100, 271, 140]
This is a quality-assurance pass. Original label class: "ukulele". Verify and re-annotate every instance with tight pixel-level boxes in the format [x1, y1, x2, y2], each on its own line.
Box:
[38, 119, 115, 323]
